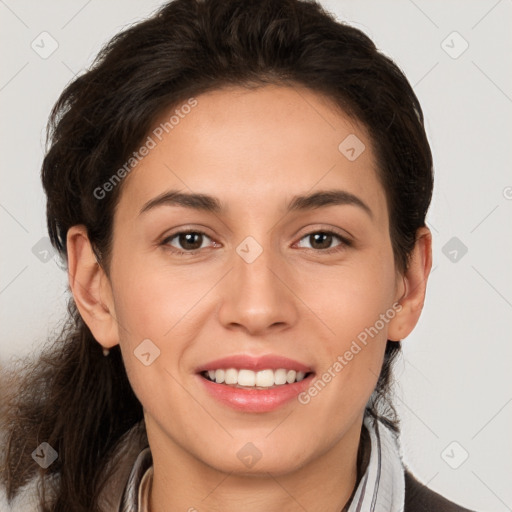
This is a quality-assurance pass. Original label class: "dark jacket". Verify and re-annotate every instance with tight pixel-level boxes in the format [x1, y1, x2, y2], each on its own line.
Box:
[404, 470, 476, 511]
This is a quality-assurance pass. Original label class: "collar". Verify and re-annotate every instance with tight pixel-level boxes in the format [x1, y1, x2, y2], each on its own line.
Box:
[119, 447, 152, 512]
[347, 415, 405, 512]
[116, 415, 405, 512]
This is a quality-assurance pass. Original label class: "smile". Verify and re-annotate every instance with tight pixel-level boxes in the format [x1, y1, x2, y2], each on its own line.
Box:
[201, 368, 311, 388]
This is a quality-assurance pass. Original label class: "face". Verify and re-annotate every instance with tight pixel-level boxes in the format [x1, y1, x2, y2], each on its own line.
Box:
[96, 85, 407, 475]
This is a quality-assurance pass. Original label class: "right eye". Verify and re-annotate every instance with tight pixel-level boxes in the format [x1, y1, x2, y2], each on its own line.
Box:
[161, 230, 218, 255]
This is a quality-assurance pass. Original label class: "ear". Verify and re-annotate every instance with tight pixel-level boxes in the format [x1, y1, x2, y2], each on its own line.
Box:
[387, 226, 432, 342]
[66, 225, 120, 350]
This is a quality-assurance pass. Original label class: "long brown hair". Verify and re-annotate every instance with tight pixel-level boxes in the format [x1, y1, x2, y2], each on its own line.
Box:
[0, 0, 433, 510]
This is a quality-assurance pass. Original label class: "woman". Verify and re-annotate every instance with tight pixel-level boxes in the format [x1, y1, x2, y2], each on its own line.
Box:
[0, 0, 477, 510]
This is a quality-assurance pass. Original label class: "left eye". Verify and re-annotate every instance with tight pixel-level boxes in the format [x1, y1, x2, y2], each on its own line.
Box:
[296, 231, 347, 252]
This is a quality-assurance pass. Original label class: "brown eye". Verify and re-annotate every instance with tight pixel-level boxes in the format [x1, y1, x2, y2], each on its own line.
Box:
[296, 230, 350, 253]
[163, 231, 213, 253]
[177, 232, 204, 250]
[308, 232, 334, 250]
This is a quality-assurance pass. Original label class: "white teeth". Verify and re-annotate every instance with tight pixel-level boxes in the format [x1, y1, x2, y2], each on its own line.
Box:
[224, 368, 238, 385]
[214, 369, 225, 384]
[274, 368, 287, 385]
[255, 369, 274, 387]
[237, 369, 255, 386]
[286, 370, 297, 384]
[204, 368, 310, 388]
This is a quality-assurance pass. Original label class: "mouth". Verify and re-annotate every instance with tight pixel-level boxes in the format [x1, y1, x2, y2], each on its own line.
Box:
[199, 368, 313, 389]
[195, 354, 315, 412]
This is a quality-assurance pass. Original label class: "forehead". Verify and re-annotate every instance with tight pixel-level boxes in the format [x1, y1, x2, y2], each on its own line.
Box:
[115, 84, 388, 224]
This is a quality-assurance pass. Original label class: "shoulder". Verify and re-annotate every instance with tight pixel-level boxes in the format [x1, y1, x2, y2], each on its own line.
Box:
[404, 469, 477, 512]
[0, 420, 146, 512]
[0, 416, 43, 511]
[0, 477, 41, 512]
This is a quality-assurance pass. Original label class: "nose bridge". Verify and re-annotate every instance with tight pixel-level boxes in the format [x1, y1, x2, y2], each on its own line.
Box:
[235, 236, 277, 293]
[217, 234, 297, 334]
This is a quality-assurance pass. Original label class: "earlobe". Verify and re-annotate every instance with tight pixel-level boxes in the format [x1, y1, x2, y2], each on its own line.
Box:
[66, 225, 120, 350]
[387, 227, 432, 342]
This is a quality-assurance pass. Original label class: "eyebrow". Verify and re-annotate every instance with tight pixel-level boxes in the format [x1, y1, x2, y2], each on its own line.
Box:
[139, 189, 373, 218]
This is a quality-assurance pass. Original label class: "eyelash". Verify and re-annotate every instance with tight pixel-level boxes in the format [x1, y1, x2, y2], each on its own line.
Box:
[160, 229, 352, 256]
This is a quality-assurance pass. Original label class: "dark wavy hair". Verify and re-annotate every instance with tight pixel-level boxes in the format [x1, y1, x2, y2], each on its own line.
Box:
[0, 0, 433, 510]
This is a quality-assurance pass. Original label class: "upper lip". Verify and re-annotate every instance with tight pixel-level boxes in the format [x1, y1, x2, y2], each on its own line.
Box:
[195, 354, 313, 373]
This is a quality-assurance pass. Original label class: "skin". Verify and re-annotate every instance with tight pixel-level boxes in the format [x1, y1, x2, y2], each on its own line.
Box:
[67, 84, 431, 512]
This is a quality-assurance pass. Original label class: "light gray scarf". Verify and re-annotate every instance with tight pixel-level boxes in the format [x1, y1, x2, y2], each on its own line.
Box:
[347, 415, 405, 512]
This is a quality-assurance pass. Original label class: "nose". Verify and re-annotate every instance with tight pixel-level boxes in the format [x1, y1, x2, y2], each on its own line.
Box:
[217, 240, 299, 336]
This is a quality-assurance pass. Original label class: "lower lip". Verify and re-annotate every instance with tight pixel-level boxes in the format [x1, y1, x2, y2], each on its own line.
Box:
[197, 373, 315, 412]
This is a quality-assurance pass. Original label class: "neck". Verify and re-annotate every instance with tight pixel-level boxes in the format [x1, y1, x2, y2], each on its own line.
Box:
[146, 418, 365, 512]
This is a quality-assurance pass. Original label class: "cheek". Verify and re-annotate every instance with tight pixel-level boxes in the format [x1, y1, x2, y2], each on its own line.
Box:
[110, 252, 208, 342]
[296, 277, 394, 432]
[109, 260, 197, 422]
[108, 252, 218, 401]
[293, 249, 397, 408]
[298, 254, 397, 346]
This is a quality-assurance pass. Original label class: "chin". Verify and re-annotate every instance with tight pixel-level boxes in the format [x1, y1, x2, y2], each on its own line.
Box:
[196, 439, 313, 477]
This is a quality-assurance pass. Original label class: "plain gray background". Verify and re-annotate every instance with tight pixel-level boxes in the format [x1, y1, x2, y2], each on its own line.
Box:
[1, 1, 511, 510]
